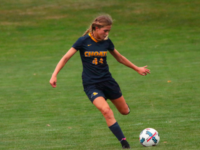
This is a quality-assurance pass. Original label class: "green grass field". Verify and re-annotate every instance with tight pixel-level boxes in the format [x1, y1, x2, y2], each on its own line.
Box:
[0, 0, 200, 149]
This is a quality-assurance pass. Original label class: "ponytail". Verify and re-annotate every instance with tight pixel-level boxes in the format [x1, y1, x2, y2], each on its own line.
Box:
[82, 25, 93, 36]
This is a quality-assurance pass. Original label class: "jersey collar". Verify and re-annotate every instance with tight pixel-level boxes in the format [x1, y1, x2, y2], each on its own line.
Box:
[88, 33, 98, 43]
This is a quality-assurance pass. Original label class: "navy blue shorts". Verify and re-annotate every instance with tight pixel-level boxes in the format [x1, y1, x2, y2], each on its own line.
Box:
[83, 79, 122, 103]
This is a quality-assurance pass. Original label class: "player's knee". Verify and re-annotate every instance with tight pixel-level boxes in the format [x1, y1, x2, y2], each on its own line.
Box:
[121, 105, 130, 115]
[121, 110, 130, 115]
[101, 107, 114, 119]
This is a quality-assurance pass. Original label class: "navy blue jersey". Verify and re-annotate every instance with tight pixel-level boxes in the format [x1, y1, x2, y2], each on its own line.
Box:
[72, 33, 115, 85]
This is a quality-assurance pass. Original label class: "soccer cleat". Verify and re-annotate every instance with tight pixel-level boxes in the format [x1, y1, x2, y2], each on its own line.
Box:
[121, 140, 130, 149]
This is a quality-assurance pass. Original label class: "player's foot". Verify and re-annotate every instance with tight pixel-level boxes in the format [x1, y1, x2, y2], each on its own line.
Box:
[121, 140, 130, 149]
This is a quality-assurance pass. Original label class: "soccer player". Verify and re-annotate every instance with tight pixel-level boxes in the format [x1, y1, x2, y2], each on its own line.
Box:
[50, 14, 150, 149]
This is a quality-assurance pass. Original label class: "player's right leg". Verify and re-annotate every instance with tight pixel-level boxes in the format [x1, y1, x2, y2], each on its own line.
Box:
[84, 84, 116, 126]
[93, 96, 116, 126]
[84, 84, 130, 148]
[93, 97, 130, 149]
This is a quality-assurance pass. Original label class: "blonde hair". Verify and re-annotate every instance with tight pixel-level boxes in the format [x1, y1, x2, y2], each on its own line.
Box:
[83, 14, 113, 36]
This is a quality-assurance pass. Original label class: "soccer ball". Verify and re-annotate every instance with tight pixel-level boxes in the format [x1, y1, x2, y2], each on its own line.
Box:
[139, 128, 160, 147]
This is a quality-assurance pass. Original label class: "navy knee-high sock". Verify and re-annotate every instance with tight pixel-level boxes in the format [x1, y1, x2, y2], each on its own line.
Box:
[109, 122, 126, 142]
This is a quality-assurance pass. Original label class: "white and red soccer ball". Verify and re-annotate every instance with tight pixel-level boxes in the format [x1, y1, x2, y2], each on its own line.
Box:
[139, 128, 160, 147]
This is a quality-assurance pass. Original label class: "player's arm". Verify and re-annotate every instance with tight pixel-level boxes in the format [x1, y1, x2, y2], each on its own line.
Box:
[109, 49, 150, 76]
[50, 47, 77, 87]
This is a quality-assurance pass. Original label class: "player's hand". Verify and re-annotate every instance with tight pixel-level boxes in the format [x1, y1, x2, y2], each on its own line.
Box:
[49, 76, 57, 88]
[137, 66, 150, 76]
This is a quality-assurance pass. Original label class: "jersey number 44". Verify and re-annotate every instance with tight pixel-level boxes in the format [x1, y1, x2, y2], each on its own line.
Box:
[92, 58, 104, 65]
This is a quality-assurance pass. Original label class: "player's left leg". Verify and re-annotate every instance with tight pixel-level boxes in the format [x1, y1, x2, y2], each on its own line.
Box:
[111, 96, 130, 115]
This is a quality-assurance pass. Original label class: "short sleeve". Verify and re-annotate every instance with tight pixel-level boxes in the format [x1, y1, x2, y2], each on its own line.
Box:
[107, 38, 115, 51]
[72, 37, 83, 51]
